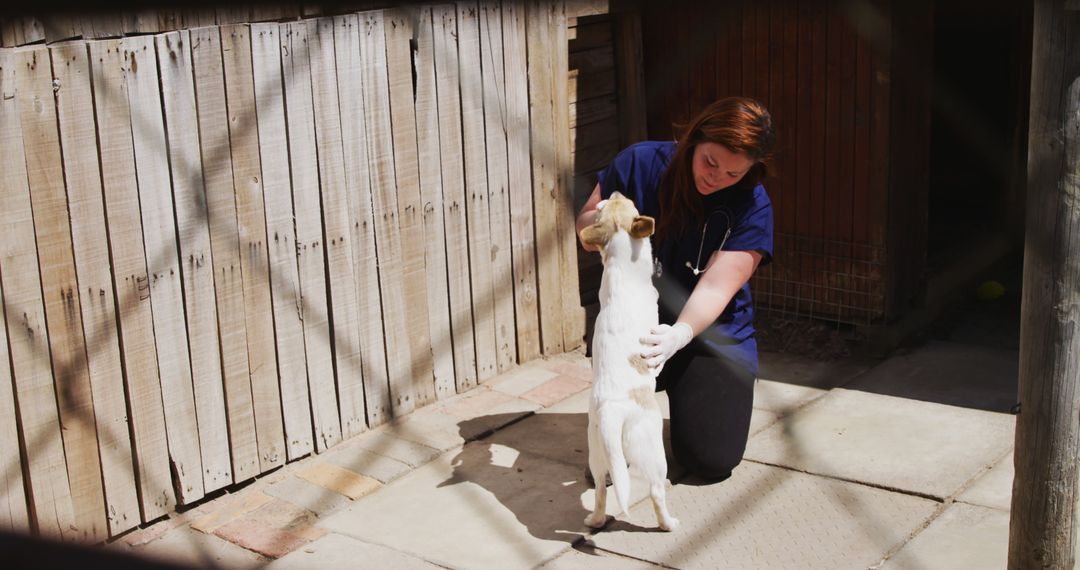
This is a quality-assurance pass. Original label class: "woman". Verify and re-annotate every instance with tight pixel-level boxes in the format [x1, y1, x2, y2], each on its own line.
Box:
[576, 97, 774, 481]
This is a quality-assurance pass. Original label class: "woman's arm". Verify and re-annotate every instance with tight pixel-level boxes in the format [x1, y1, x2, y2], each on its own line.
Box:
[641, 248, 763, 368]
[677, 249, 763, 336]
[575, 183, 604, 252]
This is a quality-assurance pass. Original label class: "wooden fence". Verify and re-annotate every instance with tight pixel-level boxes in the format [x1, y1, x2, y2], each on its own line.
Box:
[0, 0, 585, 541]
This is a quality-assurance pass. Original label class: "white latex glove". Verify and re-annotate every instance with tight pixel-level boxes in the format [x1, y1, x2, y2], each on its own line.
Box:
[641, 322, 694, 370]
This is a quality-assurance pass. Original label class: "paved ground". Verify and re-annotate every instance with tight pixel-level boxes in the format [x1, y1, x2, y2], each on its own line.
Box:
[100, 295, 1021, 569]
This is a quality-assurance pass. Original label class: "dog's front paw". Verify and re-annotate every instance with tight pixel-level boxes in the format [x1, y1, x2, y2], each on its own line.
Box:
[584, 513, 608, 529]
[659, 517, 680, 532]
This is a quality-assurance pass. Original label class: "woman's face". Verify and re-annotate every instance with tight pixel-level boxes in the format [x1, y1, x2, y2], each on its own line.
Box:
[692, 142, 756, 195]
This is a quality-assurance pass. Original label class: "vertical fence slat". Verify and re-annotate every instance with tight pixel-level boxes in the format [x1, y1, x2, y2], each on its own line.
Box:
[19, 45, 107, 541]
[433, 6, 479, 393]
[457, 2, 499, 381]
[318, 15, 370, 438]
[52, 41, 141, 535]
[156, 30, 233, 494]
[385, 8, 437, 412]
[479, 1, 517, 373]
[91, 39, 175, 522]
[527, 0, 565, 355]
[124, 35, 206, 504]
[360, 11, 418, 416]
[551, 0, 583, 350]
[502, 0, 542, 364]
[334, 14, 388, 431]
[0, 274, 28, 532]
[190, 26, 260, 483]
[252, 22, 315, 461]
[280, 20, 341, 452]
[0, 49, 73, 538]
[220, 23, 286, 472]
[413, 5, 457, 400]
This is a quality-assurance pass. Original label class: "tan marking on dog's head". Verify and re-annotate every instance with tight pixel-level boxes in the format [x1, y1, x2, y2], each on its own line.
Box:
[628, 354, 650, 375]
[629, 385, 659, 410]
[579, 191, 656, 247]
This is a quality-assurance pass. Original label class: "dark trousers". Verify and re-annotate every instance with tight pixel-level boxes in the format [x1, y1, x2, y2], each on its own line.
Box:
[656, 348, 756, 479]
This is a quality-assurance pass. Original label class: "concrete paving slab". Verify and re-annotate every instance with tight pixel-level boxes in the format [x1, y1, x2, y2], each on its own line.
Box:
[322, 444, 413, 483]
[589, 461, 938, 569]
[753, 379, 828, 416]
[539, 545, 665, 568]
[758, 351, 872, 389]
[749, 408, 781, 437]
[487, 364, 560, 396]
[265, 533, 440, 569]
[345, 428, 444, 467]
[882, 503, 1008, 569]
[120, 525, 269, 568]
[745, 388, 1015, 499]
[263, 475, 352, 517]
[319, 443, 591, 569]
[956, 451, 1013, 511]
[845, 340, 1018, 413]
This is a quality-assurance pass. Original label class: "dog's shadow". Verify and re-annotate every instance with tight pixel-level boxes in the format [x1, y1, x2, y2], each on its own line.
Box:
[436, 412, 676, 545]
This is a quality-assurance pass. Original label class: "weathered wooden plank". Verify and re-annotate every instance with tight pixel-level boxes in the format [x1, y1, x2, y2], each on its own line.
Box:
[457, 2, 499, 380]
[526, 0, 565, 355]
[565, 0, 608, 21]
[384, 8, 437, 411]
[124, 35, 205, 504]
[251, 22, 314, 461]
[360, 10, 423, 413]
[87, 14, 124, 39]
[220, 24, 286, 472]
[433, 5, 478, 393]
[478, 1, 517, 373]
[182, 9, 218, 29]
[413, 5, 457, 399]
[19, 45, 107, 542]
[189, 26, 259, 483]
[613, 7, 646, 147]
[90, 39, 175, 523]
[0, 49, 71, 538]
[52, 41, 141, 535]
[502, 0, 542, 363]
[324, 15, 375, 436]
[551, 0, 584, 351]
[156, 30, 233, 494]
[568, 18, 612, 52]
[281, 20, 341, 451]
[0, 275, 28, 532]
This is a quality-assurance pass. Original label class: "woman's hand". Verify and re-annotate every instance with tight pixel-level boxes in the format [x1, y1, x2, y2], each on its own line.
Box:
[641, 322, 694, 370]
[576, 184, 603, 252]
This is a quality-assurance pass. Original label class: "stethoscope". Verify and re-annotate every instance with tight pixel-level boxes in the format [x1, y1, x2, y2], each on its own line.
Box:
[685, 208, 731, 276]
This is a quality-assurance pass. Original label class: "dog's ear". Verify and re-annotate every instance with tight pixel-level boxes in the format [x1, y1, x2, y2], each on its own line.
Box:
[580, 221, 613, 247]
[629, 216, 655, 239]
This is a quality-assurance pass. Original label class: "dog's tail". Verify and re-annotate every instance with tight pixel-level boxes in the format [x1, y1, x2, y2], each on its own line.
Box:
[599, 417, 632, 515]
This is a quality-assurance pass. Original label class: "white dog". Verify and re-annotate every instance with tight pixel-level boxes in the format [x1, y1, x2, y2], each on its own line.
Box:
[579, 192, 679, 532]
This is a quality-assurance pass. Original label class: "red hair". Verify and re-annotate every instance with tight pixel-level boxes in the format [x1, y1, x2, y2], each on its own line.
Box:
[656, 97, 774, 244]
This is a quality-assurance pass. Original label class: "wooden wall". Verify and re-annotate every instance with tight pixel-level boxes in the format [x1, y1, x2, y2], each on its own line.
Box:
[0, 0, 584, 541]
[638, 0, 933, 324]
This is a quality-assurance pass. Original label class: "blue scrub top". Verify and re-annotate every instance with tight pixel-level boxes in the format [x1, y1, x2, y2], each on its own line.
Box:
[596, 141, 774, 377]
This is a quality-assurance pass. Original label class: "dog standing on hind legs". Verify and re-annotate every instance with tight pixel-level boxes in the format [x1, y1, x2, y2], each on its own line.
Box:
[579, 192, 679, 532]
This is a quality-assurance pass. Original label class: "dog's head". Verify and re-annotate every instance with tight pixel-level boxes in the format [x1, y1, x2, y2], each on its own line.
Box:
[579, 191, 655, 248]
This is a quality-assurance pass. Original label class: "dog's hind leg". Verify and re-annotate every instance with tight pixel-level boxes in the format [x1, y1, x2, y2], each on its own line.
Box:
[584, 419, 610, 529]
[627, 414, 679, 531]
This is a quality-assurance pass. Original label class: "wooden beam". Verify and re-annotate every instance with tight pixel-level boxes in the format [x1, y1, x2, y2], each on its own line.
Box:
[53, 41, 141, 536]
[156, 30, 233, 494]
[413, 5, 458, 400]
[433, 5, 479, 393]
[220, 24, 286, 472]
[1008, 1, 1080, 567]
[190, 26, 259, 483]
[251, 22, 315, 462]
[280, 20, 341, 452]
[0, 48, 75, 539]
[20, 45, 108, 541]
[124, 35, 206, 504]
